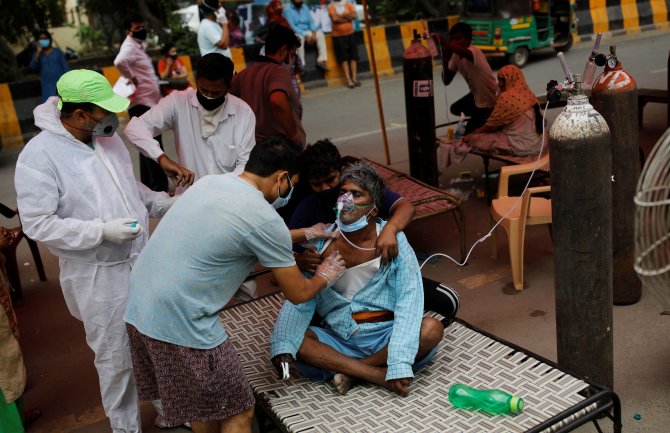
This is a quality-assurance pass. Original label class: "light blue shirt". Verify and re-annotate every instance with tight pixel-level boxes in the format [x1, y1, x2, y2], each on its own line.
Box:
[284, 3, 316, 35]
[197, 18, 232, 58]
[125, 174, 295, 349]
[270, 220, 424, 380]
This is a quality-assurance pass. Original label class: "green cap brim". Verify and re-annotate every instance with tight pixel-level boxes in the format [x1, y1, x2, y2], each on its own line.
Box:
[95, 92, 131, 113]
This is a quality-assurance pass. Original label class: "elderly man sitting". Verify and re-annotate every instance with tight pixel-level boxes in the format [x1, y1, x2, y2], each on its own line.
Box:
[270, 162, 444, 397]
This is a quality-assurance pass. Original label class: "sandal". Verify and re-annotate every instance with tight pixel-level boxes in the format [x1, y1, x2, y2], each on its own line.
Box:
[347, 82, 356, 89]
[353, 80, 362, 87]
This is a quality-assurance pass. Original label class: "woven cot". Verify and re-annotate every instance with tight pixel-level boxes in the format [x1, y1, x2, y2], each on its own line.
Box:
[219, 293, 621, 433]
[360, 158, 466, 262]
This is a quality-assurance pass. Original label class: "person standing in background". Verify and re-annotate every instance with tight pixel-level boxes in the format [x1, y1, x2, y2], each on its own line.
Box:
[230, 25, 305, 147]
[114, 12, 168, 192]
[328, 0, 360, 88]
[198, 0, 232, 58]
[29, 30, 69, 103]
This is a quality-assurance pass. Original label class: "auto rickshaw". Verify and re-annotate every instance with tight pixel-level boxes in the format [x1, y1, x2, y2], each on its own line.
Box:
[461, 0, 576, 67]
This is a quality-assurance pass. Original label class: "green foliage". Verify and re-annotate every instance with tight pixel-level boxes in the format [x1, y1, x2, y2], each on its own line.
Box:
[165, 10, 199, 55]
[76, 23, 106, 55]
[370, 0, 424, 22]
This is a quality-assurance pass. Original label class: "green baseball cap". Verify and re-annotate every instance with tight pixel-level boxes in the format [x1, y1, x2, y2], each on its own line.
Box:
[57, 69, 130, 113]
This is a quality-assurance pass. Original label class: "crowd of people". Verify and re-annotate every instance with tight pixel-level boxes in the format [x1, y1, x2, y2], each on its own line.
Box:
[1, 7, 548, 433]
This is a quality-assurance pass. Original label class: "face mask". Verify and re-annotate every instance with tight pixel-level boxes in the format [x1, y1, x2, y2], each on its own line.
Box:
[272, 175, 294, 209]
[132, 29, 147, 41]
[336, 206, 374, 232]
[169, 53, 178, 59]
[88, 113, 120, 137]
[39, 39, 50, 48]
[197, 91, 227, 111]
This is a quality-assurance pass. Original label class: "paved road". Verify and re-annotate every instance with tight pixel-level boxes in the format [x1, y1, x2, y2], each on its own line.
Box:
[299, 29, 670, 167]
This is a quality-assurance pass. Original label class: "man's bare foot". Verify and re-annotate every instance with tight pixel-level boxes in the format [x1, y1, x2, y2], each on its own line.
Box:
[333, 373, 354, 395]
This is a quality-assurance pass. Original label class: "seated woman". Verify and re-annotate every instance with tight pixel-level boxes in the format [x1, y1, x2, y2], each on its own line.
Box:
[463, 64, 544, 156]
[441, 65, 543, 166]
[157, 44, 190, 95]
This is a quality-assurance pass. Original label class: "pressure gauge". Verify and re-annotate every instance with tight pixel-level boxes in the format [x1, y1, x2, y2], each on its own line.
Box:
[607, 57, 618, 69]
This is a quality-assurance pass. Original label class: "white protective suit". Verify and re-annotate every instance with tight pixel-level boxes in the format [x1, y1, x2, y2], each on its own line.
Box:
[14, 97, 171, 433]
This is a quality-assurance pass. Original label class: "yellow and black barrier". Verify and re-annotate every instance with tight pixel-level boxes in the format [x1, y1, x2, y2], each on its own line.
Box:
[1, 6, 667, 149]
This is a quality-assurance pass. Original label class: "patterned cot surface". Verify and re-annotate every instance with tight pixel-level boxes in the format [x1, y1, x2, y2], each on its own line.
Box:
[361, 158, 461, 221]
[220, 294, 596, 433]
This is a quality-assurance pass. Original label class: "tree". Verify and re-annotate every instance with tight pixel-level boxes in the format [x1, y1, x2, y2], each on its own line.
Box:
[78, 0, 186, 54]
[0, 0, 65, 82]
[368, 0, 461, 22]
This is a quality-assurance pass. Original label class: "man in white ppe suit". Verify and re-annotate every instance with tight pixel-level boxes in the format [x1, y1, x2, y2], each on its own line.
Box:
[14, 69, 177, 433]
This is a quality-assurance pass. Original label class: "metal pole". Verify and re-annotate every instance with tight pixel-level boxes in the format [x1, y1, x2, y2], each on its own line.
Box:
[361, 0, 391, 165]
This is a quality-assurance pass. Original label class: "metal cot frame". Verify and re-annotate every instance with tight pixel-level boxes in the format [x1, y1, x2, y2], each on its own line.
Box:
[219, 292, 621, 433]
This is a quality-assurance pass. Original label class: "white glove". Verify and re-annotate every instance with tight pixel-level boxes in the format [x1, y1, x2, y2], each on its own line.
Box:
[102, 218, 142, 244]
[315, 250, 346, 288]
[303, 223, 339, 241]
[152, 195, 179, 217]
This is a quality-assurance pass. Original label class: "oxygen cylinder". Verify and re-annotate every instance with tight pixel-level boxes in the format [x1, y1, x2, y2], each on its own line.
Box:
[550, 74, 614, 389]
[591, 46, 641, 305]
[403, 30, 438, 186]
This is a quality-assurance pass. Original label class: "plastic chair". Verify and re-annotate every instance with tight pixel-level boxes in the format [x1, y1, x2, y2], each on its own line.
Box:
[0, 202, 47, 300]
[490, 154, 551, 290]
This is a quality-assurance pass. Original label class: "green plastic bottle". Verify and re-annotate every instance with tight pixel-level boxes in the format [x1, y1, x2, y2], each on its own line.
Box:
[448, 384, 524, 414]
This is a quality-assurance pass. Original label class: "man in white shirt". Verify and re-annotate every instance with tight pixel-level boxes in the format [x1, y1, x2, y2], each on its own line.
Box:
[114, 13, 168, 192]
[124, 53, 256, 191]
[436, 22, 498, 134]
[198, 0, 232, 58]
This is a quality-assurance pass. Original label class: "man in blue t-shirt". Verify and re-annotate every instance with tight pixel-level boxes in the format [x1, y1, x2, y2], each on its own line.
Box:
[124, 136, 346, 432]
[289, 139, 415, 268]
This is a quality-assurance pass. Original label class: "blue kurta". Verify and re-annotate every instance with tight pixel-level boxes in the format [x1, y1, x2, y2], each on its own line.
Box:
[29, 48, 69, 102]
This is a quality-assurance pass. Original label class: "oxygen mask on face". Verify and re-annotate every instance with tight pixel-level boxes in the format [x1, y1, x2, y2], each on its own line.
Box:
[335, 191, 355, 219]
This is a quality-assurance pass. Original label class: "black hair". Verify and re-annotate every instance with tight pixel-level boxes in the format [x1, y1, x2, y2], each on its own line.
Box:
[195, 53, 234, 85]
[161, 43, 176, 57]
[245, 136, 301, 177]
[340, 162, 386, 210]
[265, 23, 301, 55]
[201, 0, 219, 15]
[300, 139, 342, 182]
[37, 29, 52, 39]
[122, 12, 144, 32]
[449, 22, 472, 40]
[60, 102, 97, 116]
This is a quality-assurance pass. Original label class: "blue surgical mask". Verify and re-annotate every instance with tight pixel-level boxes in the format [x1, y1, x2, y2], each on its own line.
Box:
[39, 39, 50, 48]
[336, 206, 375, 232]
[271, 174, 294, 209]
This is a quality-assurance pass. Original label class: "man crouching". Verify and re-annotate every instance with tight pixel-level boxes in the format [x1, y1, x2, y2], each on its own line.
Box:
[270, 162, 443, 397]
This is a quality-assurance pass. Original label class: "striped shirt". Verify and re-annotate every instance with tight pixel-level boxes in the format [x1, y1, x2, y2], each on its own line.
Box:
[270, 220, 424, 380]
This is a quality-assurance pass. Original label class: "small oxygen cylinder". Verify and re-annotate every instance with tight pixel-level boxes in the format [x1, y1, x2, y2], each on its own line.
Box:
[591, 46, 641, 305]
[550, 73, 614, 389]
[582, 33, 602, 90]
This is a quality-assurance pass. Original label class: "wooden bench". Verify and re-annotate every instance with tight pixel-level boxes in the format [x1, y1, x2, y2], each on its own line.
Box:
[219, 289, 622, 433]
[361, 158, 466, 263]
